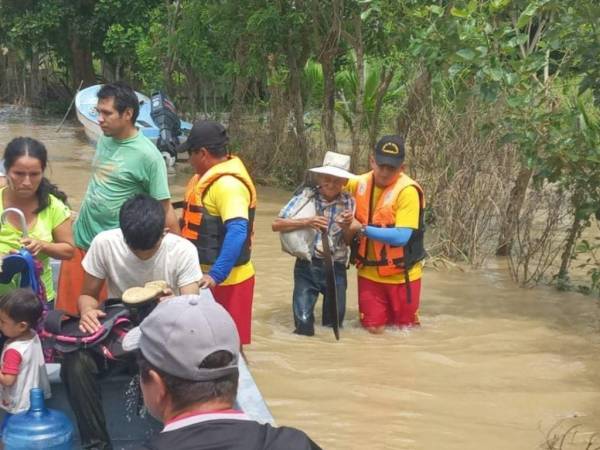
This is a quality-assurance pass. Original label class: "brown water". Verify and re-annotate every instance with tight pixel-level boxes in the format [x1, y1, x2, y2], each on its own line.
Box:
[2, 106, 600, 449]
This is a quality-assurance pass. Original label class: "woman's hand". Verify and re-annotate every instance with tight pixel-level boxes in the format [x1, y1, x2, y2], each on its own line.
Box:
[20, 237, 46, 256]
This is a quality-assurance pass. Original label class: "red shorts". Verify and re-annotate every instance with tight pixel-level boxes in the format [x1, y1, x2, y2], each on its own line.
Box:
[211, 276, 254, 345]
[358, 276, 421, 328]
[56, 247, 107, 316]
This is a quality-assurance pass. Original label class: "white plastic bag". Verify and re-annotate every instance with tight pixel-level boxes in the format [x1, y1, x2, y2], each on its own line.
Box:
[279, 188, 317, 261]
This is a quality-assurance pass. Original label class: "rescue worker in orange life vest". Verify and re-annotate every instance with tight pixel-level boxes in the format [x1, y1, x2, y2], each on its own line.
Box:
[346, 135, 426, 334]
[176, 121, 257, 346]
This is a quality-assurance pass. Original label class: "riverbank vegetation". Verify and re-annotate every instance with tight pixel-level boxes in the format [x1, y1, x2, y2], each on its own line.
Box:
[1, 0, 598, 296]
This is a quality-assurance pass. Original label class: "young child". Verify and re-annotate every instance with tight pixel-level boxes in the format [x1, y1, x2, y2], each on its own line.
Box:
[0, 289, 50, 423]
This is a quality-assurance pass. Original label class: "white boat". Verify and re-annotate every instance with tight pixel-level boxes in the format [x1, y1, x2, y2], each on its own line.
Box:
[75, 85, 192, 168]
[0, 259, 274, 448]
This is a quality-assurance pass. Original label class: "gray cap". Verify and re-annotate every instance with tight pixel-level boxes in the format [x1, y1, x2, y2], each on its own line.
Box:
[122, 293, 240, 381]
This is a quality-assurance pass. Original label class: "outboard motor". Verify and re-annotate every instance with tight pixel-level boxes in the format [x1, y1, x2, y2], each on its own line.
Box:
[150, 91, 182, 169]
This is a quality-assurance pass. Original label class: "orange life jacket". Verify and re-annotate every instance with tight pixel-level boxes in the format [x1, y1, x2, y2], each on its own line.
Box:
[181, 156, 257, 266]
[353, 171, 426, 277]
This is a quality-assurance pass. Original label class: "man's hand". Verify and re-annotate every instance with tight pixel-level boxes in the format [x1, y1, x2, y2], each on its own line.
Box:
[79, 308, 106, 334]
[306, 216, 329, 231]
[349, 218, 363, 235]
[157, 287, 174, 303]
[20, 238, 46, 256]
[335, 210, 354, 229]
[198, 274, 217, 289]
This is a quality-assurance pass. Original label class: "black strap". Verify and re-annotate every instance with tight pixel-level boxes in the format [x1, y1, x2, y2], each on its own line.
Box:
[404, 269, 412, 304]
[172, 200, 185, 209]
[43, 309, 75, 334]
[186, 222, 201, 232]
[103, 298, 125, 308]
[356, 254, 406, 267]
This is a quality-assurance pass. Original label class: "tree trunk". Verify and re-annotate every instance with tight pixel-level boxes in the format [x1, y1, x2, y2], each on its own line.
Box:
[368, 67, 394, 150]
[557, 205, 584, 281]
[396, 67, 431, 138]
[286, 43, 310, 178]
[229, 39, 250, 140]
[69, 31, 96, 88]
[163, 0, 181, 94]
[29, 51, 42, 106]
[0, 50, 6, 101]
[4, 51, 20, 102]
[496, 166, 533, 256]
[266, 54, 289, 172]
[312, 0, 342, 153]
[343, 14, 365, 173]
[321, 57, 337, 152]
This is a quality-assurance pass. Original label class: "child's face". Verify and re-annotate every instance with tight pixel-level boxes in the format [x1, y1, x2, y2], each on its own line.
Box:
[0, 310, 28, 338]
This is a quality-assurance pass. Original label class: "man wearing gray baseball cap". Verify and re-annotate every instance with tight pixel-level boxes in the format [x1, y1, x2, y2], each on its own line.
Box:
[123, 295, 321, 449]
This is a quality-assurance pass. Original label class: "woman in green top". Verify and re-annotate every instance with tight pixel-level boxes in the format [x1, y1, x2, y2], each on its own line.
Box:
[0, 137, 74, 301]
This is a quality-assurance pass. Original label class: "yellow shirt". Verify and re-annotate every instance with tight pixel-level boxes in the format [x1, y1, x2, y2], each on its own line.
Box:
[346, 178, 423, 284]
[201, 175, 255, 285]
[0, 189, 71, 300]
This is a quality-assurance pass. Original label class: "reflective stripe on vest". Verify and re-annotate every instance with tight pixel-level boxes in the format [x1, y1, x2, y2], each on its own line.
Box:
[354, 171, 425, 277]
[181, 157, 257, 266]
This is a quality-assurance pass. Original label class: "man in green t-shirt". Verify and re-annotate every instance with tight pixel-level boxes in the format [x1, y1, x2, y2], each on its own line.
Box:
[57, 82, 180, 318]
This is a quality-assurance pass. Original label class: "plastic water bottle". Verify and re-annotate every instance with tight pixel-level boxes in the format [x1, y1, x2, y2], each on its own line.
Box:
[2, 388, 73, 449]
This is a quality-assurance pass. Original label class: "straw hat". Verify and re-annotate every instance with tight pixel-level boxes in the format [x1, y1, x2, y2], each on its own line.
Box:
[308, 151, 355, 179]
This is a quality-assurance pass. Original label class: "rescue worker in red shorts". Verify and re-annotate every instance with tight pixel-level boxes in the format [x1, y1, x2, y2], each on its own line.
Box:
[346, 135, 425, 334]
[177, 121, 256, 345]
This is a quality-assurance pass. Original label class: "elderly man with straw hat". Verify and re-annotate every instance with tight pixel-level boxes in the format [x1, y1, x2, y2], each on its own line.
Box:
[272, 151, 356, 336]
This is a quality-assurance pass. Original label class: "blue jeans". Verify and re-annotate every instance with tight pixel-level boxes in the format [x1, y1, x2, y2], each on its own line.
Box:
[292, 258, 347, 336]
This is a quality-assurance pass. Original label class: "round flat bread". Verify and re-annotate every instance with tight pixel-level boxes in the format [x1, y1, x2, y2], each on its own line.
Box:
[122, 286, 158, 305]
[144, 280, 168, 290]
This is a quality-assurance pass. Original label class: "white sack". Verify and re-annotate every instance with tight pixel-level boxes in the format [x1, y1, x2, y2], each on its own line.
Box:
[279, 188, 317, 261]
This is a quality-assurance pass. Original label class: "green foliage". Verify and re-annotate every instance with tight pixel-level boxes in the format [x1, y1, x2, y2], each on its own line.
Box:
[2, 0, 599, 291]
[335, 55, 403, 131]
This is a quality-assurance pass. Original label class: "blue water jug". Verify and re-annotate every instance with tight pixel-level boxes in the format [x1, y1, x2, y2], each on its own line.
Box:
[2, 387, 73, 449]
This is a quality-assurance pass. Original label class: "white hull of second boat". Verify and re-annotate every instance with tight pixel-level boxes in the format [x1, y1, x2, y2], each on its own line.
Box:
[76, 107, 102, 144]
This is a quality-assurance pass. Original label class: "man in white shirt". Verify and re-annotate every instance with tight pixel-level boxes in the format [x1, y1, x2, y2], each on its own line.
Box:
[61, 194, 203, 450]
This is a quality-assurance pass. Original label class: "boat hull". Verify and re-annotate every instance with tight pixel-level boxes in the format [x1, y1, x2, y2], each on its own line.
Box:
[74, 85, 191, 147]
[39, 357, 272, 449]
[0, 261, 276, 448]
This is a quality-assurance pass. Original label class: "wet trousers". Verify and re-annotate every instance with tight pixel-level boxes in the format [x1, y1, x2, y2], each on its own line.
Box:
[292, 258, 347, 336]
[60, 350, 135, 450]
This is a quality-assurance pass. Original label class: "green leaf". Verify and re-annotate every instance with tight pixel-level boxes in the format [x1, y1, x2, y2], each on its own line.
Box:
[516, 1, 549, 28]
[476, 46, 488, 56]
[480, 82, 499, 102]
[456, 48, 476, 60]
[361, 7, 375, 20]
[579, 76, 594, 96]
[505, 72, 518, 86]
[490, 0, 512, 12]
[485, 67, 504, 81]
[507, 34, 528, 48]
[506, 95, 523, 108]
[448, 64, 463, 78]
[467, 0, 478, 14]
[450, 6, 469, 18]
[429, 5, 444, 16]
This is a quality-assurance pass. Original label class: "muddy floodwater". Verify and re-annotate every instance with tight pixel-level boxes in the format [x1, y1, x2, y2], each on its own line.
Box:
[1, 106, 600, 449]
